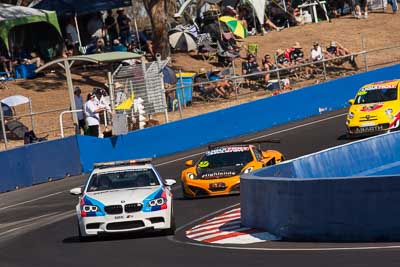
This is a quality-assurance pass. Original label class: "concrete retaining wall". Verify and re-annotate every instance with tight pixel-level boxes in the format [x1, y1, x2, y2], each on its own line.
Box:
[241, 132, 400, 241]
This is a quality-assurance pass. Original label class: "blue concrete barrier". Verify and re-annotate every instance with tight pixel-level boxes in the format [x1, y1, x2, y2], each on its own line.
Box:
[0, 136, 81, 193]
[241, 131, 400, 241]
[2, 64, 400, 192]
[78, 64, 400, 172]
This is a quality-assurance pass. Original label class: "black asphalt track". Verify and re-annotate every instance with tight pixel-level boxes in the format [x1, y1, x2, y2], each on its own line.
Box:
[2, 109, 400, 267]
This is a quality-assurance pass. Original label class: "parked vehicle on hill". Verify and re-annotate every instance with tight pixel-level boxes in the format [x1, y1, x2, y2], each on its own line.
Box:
[346, 80, 400, 137]
[70, 158, 176, 241]
[181, 141, 284, 198]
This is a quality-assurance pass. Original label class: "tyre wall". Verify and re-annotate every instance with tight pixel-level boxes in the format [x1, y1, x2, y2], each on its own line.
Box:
[0, 136, 81, 193]
[77, 64, 400, 172]
[241, 132, 400, 241]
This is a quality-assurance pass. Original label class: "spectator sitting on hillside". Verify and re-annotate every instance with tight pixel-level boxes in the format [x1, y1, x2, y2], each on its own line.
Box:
[310, 41, 323, 62]
[287, 42, 306, 64]
[209, 68, 235, 97]
[242, 54, 262, 90]
[112, 39, 127, 52]
[139, 27, 154, 58]
[194, 68, 226, 99]
[325, 41, 357, 68]
[276, 48, 291, 69]
[262, 54, 276, 83]
[86, 38, 105, 54]
[14, 47, 43, 67]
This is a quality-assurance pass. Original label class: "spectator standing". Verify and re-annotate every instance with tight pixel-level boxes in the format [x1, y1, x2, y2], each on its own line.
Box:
[387, 0, 398, 14]
[354, 0, 368, 19]
[117, 8, 132, 46]
[65, 17, 79, 54]
[87, 12, 104, 41]
[84, 92, 106, 137]
[74, 87, 85, 134]
[310, 42, 323, 61]
[105, 10, 118, 44]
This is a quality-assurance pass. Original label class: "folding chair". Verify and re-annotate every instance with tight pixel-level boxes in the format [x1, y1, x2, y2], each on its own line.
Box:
[246, 43, 259, 58]
[0, 72, 13, 90]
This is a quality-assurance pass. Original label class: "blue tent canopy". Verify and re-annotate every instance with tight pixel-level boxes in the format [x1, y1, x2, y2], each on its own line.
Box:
[30, 0, 132, 16]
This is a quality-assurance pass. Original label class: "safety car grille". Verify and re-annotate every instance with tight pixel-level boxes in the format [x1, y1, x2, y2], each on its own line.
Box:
[104, 205, 123, 214]
[106, 221, 145, 230]
[359, 115, 378, 122]
[124, 203, 143, 213]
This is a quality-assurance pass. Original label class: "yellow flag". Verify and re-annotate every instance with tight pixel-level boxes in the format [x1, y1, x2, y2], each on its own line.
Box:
[115, 92, 135, 110]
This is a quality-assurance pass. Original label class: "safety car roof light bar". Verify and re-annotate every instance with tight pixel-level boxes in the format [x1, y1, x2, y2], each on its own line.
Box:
[208, 139, 281, 149]
[93, 158, 153, 168]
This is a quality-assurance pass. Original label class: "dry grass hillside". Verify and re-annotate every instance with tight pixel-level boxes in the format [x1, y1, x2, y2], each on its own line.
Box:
[0, 11, 399, 149]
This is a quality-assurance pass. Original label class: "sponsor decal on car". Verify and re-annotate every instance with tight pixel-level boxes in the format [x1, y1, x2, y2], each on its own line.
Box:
[201, 171, 236, 179]
[360, 104, 384, 112]
[206, 146, 250, 156]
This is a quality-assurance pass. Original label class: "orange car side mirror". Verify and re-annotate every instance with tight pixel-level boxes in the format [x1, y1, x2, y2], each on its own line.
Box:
[185, 160, 194, 166]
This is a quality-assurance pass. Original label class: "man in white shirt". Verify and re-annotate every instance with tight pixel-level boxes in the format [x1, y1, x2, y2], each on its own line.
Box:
[310, 42, 323, 62]
[74, 87, 85, 134]
[84, 92, 106, 137]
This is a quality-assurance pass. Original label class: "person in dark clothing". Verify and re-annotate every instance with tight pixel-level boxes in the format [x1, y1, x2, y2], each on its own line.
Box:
[288, 42, 306, 64]
[139, 28, 154, 57]
[117, 8, 132, 46]
[242, 54, 262, 89]
[105, 10, 118, 45]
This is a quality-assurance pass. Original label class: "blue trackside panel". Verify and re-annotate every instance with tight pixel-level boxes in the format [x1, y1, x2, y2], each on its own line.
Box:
[0, 136, 81, 193]
[77, 64, 400, 172]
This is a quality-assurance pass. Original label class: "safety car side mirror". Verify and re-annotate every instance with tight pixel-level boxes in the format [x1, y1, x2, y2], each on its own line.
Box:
[165, 179, 176, 186]
[70, 187, 82, 195]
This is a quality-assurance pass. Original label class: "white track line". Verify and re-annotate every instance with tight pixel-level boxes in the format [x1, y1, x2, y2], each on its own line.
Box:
[0, 192, 64, 211]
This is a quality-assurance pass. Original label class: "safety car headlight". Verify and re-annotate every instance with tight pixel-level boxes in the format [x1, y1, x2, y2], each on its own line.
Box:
[348, 112, 354, 119]
[83, 205, 99, 212]
[148, 197, 166, 207]
[243, 167, 254, 174]
[188, 172, 196, 179]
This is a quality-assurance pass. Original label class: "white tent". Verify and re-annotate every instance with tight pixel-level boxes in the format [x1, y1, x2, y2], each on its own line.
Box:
[248, 0, 267, 26]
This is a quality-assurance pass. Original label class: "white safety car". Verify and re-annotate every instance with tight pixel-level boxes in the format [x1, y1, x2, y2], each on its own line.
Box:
[70, 158, 176, 241]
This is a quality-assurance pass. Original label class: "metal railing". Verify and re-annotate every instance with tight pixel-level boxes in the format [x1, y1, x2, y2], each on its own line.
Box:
[1, 42, 399, 151]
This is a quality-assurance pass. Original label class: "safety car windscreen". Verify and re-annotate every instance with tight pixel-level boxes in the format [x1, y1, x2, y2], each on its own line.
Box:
[87, 169, 160, 192]
[199, 147, 253, 168]
[355, 88, 397, 104]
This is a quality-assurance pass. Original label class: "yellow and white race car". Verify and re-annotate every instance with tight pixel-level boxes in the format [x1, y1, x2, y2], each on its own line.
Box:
[181, 141, 284, 198]
[346, 79, 400, 137]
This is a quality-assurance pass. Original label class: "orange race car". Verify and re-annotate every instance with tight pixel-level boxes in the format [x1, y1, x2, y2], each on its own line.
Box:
[181, 141, 284, 198]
